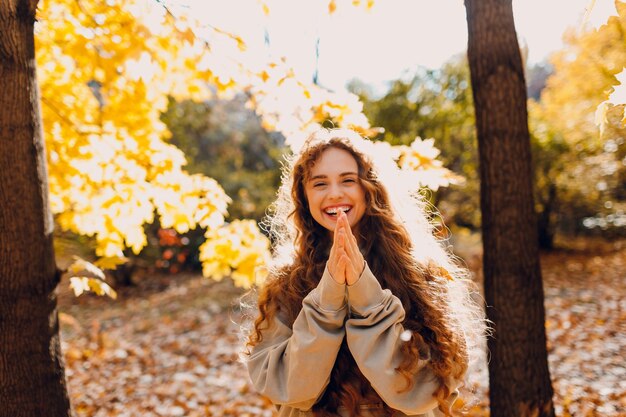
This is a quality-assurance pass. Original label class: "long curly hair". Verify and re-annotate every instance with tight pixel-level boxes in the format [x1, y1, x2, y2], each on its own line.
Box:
[246, 129, 487, 417]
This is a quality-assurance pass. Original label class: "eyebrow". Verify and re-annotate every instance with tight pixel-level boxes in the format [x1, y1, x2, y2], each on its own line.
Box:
[308, 172, 358, 181]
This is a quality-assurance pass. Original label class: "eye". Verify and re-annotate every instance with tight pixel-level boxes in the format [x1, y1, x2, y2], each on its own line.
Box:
[313, 182, 327, 188]
[343, 178, 356, 184]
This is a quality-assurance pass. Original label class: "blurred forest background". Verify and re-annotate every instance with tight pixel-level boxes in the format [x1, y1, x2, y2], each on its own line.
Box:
[8, 0, 625, 416]
[56, 5, 626, 277]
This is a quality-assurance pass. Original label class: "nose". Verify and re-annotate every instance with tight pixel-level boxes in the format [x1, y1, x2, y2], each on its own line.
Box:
[328, 183, 344, 200]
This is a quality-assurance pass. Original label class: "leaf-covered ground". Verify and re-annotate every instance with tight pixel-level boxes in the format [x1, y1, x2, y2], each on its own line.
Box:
[58, 239, 626, 417]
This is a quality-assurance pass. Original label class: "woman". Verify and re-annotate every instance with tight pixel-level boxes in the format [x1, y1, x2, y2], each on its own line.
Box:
[245, 128, 486, 417]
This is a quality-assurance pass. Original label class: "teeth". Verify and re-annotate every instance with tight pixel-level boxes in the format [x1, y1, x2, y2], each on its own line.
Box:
[325, 206, 351, 215]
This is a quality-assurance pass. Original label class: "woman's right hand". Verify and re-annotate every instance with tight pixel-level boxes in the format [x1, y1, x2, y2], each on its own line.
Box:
[327, 218, 347, 284]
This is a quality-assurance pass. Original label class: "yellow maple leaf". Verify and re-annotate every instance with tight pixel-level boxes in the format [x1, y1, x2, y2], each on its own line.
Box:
[94, 256, 129, 270]
[69, 277, 118, 299]
[67, 256, 105, 280]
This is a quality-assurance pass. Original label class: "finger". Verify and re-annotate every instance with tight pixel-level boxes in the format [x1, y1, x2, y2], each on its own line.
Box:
[344, 240, 363, 278]
[343, 254, 359, 284]
[331, 223, 344, 259]
[337, 251, 345, 267]
[342, 229, 357, 259]
[340, 217, 363, 272]
[330, 220, 339, 247]
[330, 235, 342, 270]
[337, 230, 346, 250]
[341, 211, 356, 240]
[344, 261, 354, 284]
[339, 209, 348, 228]
[336, 247, 347, 267]
[345, 222, 360, 255]
[339, 215, 358, 257]
[335, 212, 348, 241]
[336, 252, 347, 281]
[340, 253, 350, 273]
[335, 212, 345, 232]
[329, 237, 336, 263]
[329, 230, 341, 274]
[349, 223, 358, 244]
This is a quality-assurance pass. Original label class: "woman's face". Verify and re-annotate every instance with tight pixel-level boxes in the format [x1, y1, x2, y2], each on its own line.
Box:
[304, 147, 367, 234]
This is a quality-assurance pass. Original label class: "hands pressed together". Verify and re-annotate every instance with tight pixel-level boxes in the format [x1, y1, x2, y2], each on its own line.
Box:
[327, 211, 365, 286]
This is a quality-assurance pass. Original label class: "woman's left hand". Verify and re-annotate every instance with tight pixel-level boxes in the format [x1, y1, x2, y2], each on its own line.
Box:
[336, 211, 364, 285]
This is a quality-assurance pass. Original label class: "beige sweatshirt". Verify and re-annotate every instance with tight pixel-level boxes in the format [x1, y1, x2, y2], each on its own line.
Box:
[246, 262, 458, 417]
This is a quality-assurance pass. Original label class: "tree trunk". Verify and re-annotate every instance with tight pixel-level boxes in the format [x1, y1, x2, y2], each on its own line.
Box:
[464, 1, 555, 416]
[0, 1, 72, 415]
[537, 183, 557, 250]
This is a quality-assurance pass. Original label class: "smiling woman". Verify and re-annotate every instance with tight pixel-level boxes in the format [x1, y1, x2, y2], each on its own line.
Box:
[243, 128, 488, 417]
[304, 147, 366, 234]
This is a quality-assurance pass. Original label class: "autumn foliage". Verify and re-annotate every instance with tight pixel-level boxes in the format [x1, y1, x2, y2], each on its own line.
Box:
[35, 0, 457, 293]
[36, 0, 245, 280]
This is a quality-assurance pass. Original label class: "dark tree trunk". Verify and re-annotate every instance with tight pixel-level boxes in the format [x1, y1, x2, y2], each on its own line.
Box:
[537, 183, 557, 250]
[0, 1, 72, 415]
[464, 1, 555, 416]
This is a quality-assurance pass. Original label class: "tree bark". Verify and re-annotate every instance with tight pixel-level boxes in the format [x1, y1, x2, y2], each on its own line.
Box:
[537, 183, 557, 250]
[0, 0, 72, 415]
[464, 1, 555, 416]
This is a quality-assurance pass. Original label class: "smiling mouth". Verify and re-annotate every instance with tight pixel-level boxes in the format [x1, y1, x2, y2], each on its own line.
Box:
[324, 206, 352, 217]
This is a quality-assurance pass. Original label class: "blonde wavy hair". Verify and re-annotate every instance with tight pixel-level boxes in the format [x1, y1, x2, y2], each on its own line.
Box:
[246, 128, 487, 416]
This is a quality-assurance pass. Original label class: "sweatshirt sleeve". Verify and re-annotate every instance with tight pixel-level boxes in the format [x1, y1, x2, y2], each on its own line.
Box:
[246, 264, 348, 411]
[345, 263, 458, 416]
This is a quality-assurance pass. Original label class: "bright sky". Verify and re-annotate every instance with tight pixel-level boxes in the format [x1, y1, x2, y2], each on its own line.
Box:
[184, 0, 618, 92]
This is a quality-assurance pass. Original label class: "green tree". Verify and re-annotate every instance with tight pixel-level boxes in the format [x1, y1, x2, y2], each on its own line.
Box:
[531, 3, 626, 241]
[349, 58, 481, 229]
[352, 49, 618, 248]
[161, 95, 285, 223]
